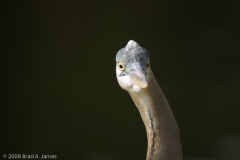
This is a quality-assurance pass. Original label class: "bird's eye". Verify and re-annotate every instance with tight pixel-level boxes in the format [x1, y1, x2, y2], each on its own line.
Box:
[118, 62, 125, 71]
[146, 61, 150, 69]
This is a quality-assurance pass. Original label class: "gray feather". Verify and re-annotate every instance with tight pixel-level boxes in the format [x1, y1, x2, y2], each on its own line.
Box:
[116, 40, 149, 65]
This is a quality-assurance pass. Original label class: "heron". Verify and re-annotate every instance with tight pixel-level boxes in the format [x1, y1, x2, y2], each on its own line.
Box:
[115, 40, 183, 160]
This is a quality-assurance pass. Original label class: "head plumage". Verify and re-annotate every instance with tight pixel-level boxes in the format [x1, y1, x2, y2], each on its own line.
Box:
[116, 40, 149, 64]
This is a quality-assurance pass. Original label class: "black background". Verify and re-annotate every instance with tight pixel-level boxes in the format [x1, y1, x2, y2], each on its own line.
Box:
[1, 1, 240, 160]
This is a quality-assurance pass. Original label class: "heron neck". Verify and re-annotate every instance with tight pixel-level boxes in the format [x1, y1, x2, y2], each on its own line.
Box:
[129, 69, 183, 160]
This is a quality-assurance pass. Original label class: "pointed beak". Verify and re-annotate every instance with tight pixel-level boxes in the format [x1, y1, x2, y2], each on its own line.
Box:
[130, 71, 148, 88]
[128, 63, 148, 88]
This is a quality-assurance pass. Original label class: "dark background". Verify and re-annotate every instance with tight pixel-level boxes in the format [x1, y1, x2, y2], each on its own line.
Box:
[1, 1, 240, 160]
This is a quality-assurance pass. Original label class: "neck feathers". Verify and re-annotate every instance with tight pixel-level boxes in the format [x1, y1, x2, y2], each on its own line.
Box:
[129, 69, 183, 160]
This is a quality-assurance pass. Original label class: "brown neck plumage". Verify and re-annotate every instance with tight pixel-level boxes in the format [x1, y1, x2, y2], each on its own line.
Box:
[129, 69, 183, 160]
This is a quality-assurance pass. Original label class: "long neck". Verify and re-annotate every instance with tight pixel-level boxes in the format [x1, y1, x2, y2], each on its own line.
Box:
[129, 69, 183, 160]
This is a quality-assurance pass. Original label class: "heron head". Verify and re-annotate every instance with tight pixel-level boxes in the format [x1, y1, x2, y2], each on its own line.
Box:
[116, 40, 150, 92]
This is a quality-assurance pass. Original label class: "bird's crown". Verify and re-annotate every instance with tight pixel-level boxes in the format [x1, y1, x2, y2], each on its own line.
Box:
[116, 40, 149, 64]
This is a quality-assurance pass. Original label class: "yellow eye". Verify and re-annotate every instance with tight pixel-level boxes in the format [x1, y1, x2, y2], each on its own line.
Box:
[118, 62, 125, 71]
[146, 61, 150, 69]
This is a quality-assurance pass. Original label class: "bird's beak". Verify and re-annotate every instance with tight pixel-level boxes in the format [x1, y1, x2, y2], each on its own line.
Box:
[129, 64, 148, 88]
[130, 71, 148, 88]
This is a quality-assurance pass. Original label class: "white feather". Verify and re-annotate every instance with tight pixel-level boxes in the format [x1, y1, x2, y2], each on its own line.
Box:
[116, 64, 150, 93]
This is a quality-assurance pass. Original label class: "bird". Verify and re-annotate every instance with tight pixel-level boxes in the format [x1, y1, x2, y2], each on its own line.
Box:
[115, 40, 183, 160]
